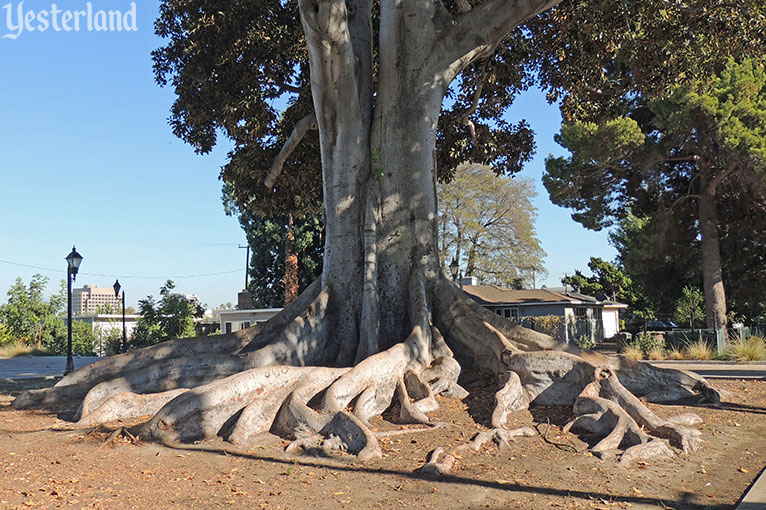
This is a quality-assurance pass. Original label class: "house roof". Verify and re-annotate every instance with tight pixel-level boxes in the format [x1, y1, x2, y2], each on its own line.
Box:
[462, 284, 627, 307]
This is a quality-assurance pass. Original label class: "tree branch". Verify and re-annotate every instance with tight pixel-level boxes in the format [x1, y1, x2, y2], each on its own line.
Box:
[707, 159, 738, 195]
[459, 61, 488, 145]
[438, 0, 561, 69]
[263, 113, 318, 188]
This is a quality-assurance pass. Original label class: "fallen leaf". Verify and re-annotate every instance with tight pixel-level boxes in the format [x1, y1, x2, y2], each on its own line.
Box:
[738, 467, 749, 473]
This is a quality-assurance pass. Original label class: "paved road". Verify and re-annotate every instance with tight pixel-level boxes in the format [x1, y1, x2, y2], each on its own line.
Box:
[1, 356, 764, 380]
[0, 356, 101, 379]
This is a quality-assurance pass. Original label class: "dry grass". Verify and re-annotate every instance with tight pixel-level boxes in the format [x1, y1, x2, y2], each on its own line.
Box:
[622, 344, 644, 360]
[666, 348, 685, 360]
[726, 336, 766, 362]
[0, 342, 50, 358]
[647, 347, 666, 360]
[683, 339, 714, 360]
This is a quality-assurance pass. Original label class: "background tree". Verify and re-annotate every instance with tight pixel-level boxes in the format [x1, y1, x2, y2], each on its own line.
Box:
[607, 213, 700, 317]
[561, 257, 633, 302]
[132, 280, 204, 347]
[237, 210, 324, 308]
[674, 286, 705, 331]
[0, 275, 56, 344]
[0, 275, 95, 354]
[544, 59, 766, 329]
[438, 163, 546, 288]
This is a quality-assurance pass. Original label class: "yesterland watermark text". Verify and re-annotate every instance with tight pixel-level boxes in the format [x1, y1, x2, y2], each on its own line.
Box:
[2, 1, 137, 40]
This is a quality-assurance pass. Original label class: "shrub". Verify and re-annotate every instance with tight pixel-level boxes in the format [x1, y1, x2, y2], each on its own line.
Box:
[667, 348, 685, 360]
[520, 315, 564, 338]
[725, 336, 766, 362]
[634, 332, 663, 357]
[622, 344, 644, 360]
[647, 346, 666, 360]
[576, 334, 596, 350]
[683, 338, 714, 360]
[0, 323, 15, 346]
[0, 341, 51, 357]
[46, 319, 95, 356]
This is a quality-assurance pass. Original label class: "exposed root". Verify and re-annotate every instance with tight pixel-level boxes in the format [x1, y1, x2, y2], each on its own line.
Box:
[146, 366, 328, 444]
[230, 367, 347, 445]
[491, 371, 529, 429]
[563, 366, 703, 464]
[11, 272, 722, 473]
[421, 426, 537, 476]
[13, 281, 324, 410]
[97, 427, 142, 449]
[374, 422, 448, 438]
[58, 389, 189, 429]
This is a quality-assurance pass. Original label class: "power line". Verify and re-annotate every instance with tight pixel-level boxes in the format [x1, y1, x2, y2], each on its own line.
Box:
[0, 259, 242, 280]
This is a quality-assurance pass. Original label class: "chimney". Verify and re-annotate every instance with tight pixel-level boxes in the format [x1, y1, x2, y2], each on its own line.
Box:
[461, 276, 479, 287]
[237, 290, 254, 310]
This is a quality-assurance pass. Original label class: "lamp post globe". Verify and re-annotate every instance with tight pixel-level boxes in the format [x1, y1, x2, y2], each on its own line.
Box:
[66, 247, 83, 279]
[449, 258, 459, 282]
[65, 246, 83, 376]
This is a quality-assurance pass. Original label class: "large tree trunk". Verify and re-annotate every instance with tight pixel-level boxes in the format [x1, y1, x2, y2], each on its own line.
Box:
[12, 0, 723, 471]
[698, 166, 728, 330]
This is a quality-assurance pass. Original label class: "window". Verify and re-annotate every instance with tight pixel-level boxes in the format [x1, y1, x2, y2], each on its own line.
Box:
[225, 322, 233, 334]
[242, 322, 251, 329]
[574, 307, 588, 318]
[496, 307, 519, 322]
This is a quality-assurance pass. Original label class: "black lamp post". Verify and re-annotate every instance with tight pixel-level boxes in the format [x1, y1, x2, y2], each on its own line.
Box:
[65, 246, 83, 375]
[113, 280, 127, 353]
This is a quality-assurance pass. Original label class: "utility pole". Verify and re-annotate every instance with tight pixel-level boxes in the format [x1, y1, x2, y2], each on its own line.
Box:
[239, 244, 250, 289]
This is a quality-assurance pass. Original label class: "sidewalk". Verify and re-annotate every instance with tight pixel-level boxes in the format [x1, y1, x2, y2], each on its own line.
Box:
[645, 360, 766, 379]
[0, 355, 101, 380]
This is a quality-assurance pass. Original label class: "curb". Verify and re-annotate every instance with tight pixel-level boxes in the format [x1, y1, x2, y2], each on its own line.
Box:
[736, 465, 766, 510]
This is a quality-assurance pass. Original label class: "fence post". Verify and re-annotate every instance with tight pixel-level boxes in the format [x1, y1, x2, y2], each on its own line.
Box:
[714, 311, 726, 355]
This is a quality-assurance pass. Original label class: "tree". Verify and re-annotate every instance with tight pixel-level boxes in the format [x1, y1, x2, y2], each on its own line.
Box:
[237, 210, 324, 308]
[15, 0, 725, 470]
[561, 257, 633, 302]
[438, 163, 546, 288]
[0, 275, 68, 347]
[545, 58, 766, 330]
[607, 213, 700, 317]
[674, 286, 705, 331]
[45, 317, 96, 356]
[132, 281, 204, 347]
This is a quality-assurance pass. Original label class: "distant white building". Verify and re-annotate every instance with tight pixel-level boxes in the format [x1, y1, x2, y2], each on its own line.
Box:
[218, 308, 281, 334]
[76, 314, 140, 356]
[72, 285, 122, 315]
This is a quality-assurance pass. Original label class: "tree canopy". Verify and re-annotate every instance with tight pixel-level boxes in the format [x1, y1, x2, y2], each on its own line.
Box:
[132, 280, 204, 347]
[544, 58, 766, 327]
[438, 163, 546, 288]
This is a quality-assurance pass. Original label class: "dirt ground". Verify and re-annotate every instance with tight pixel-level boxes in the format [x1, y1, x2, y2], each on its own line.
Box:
[1, 377, 765, 510]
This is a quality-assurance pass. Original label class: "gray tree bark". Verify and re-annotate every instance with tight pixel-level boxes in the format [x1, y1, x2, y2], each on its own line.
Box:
[698, 163, 728, 330]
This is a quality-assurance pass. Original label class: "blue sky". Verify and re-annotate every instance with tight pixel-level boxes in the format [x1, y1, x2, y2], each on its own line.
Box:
[0, 0, 614, 309]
